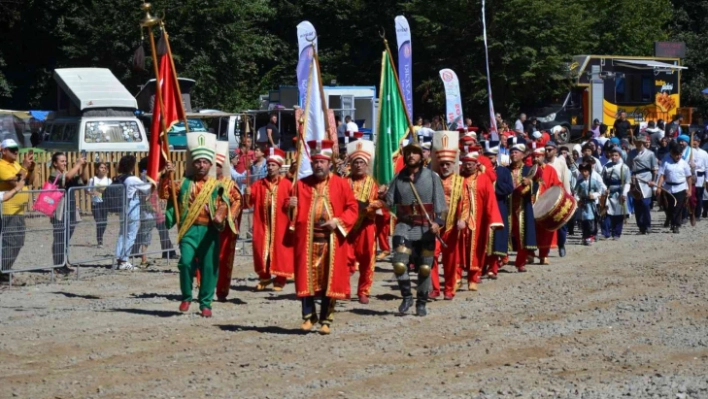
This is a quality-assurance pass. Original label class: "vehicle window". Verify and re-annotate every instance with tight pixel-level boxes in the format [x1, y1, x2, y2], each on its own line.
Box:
[63, 123, 78, 142]
[84, 120, 142, 143]
[49, 124, 65, 141]
[169, 119, 207, 134]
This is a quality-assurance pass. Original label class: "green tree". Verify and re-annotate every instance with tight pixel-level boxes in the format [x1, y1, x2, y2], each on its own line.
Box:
[670, 0, 708, 119]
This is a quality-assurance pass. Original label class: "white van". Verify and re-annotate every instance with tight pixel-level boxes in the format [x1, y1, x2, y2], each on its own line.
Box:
[39, 68, 150, 152]
[41, 115, 149, 152]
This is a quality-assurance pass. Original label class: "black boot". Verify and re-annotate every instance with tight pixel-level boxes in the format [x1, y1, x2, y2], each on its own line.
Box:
[398, 279, 413, 314]
[416, 294, 428, 317]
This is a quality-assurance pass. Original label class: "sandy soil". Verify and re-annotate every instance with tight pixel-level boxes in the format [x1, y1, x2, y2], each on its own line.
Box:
[1, 210, 708, 399]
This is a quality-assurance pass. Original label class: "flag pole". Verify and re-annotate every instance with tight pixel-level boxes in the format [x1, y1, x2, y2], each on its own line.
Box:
[289, 56, 317, 230]
[140, 2, 179, 225]
[379, 30, 416, 143]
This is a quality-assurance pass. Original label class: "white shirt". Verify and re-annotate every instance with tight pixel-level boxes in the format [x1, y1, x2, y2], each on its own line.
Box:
[691, 147, 708, 187]
[124, 176, 152, 199]
[345, 121, 359, 134]
[514, 119, 524, 133]
[88, 175, 111, 203]
[417, 127, 435, 138]
[658, 158, 691, 194]
[549, 155, 571, 194]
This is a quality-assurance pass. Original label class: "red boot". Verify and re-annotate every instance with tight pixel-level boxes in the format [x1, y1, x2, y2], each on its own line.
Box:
[179, 301, 190, 312]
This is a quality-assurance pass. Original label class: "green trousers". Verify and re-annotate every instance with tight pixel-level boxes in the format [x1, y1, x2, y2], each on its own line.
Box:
[178, 225, 220, 310]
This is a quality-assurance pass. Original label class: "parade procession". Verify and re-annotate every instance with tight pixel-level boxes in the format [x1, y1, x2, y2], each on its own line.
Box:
[4, 1, 708, 397]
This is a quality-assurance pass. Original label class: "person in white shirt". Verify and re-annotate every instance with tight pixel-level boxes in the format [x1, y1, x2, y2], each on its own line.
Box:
[514, 113, 526, 135]
[626, 134, 658, 234]
[417, 119, 435, 139]
[88, 162, 112, 247]
[656, 141, 693, 233]
[544, 141, 571, 257]
[600, 146, 630, 240]
[690, 136, 708, 221]
[114, 155, 152, 270]
[344, 115, 359, 136]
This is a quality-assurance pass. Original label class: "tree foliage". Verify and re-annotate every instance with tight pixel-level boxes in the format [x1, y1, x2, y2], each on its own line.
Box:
[0, 0, 702, 121]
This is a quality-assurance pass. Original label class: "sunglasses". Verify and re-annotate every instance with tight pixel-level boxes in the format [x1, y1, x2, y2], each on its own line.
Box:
[5, 148, 18, 153]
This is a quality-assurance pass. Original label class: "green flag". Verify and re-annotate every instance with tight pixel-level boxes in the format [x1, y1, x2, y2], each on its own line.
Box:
[374, 50, 410, 186]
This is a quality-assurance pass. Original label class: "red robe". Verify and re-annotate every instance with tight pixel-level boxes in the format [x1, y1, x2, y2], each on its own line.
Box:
[293, 173, 358, 299]
[478, 155, 497, 183]
[376, 208, 391, 252]
[438, 173, 466, 297]
[460, 171, 504, 283]
[250, 175, 294, 280]
[533, 164, 562, 256]
[347, 175, 383, 297]
[216, 178, 243, 300]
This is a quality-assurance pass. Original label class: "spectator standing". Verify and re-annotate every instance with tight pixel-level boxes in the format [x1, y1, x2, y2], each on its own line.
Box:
[417, 119, 435, 139]
[0, 139, 34, 273]
[250, 145, 268, 182]
[257, 113, 281, 148]
[88, 162, 111, 248]
[48, 152, 88, 272]
[613, 111, 631, 140]
[665, 115, 683, 139]
[114, 155, 151, 271]
[514, 113, 526, 135]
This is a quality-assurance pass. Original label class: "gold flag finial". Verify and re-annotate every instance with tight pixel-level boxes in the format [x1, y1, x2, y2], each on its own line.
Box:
[140, 2, 161, 28]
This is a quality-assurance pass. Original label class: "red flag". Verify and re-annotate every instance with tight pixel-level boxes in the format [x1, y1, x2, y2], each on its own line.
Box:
[148, 55, 184, 183]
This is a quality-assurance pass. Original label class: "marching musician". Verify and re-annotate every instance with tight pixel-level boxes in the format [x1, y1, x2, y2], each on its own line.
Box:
[544, 141, 571, 258]
[430, 131, 466, 300]
[601, 146, 631, 239]
[458, 143, 503, 291]
[384, 140, 447, 316]
[507, 140, 537, 272]
[530, 145, 562, 266]
[483, 143, 514, 279]
[627, 134, 658, 234]
[247, 147, 294, 292]
[345, 139, 383, 304]
[289, 140, 358, 334]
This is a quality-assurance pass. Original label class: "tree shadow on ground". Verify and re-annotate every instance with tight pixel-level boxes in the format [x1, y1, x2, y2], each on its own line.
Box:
[109, 308, 183, 318]
[216, 324, 308, 335]
[131, 292, 182, 301]
[51, 291, 101, 300]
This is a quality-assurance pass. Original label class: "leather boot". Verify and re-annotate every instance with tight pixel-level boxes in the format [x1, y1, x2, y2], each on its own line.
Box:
[398, 279, 413, 314]
[416, 293, 428, 317]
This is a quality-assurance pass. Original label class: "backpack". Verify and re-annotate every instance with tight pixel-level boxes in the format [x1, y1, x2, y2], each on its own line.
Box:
[103, 174, 129, 214]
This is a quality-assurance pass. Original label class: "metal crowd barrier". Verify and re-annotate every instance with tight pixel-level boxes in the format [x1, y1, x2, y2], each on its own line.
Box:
[1, 188, 68, 282]
[66, 184, 125, 272]
[2, 175, 265, 282]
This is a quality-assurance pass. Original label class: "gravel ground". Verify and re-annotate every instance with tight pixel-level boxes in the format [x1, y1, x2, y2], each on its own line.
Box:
[1, 209, 708, 399]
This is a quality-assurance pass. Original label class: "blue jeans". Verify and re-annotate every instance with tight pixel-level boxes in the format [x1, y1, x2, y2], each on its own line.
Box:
[557, 223, 567, 248]
[602, 215, 624, 238]
[115, 196, 140, 262]
[634, 197, 652, 232]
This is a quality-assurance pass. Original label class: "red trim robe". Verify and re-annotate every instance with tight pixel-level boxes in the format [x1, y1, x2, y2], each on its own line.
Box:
[478, 155, 497, 183]
[460, 171, 504, 283]
[347, 175, 383, 297]
[437, 173, 466, 297]
[250, 175, 294, 285]
[293, 173, 359, 299]
[375, 208, 391, 252]
[216, 178, 243, 300]
[533, 164, 562, 259]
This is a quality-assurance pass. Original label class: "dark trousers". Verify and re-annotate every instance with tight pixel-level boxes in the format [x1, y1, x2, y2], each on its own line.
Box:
[1, 215, 25, 271]
[50, 215, 77, 266]
[666, 190, 687, 228]
[602, 215, 624, 238]
[634, 197, 652, 233]
[301, 296, 336, 325]
[581, 220, 595, 239]
[557, 223, 567, 248]
[694, 187, 705, 220]
[92, 202, 108, 245]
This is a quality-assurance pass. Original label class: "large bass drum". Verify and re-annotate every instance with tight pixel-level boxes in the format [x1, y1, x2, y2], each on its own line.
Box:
[533, 186, 577, 231]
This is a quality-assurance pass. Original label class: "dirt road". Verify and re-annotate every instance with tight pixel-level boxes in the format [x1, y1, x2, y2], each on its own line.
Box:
[2, 211, 708, 399]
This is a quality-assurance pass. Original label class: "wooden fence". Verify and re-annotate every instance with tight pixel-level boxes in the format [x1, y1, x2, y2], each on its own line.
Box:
[26, 150, 300, 214]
